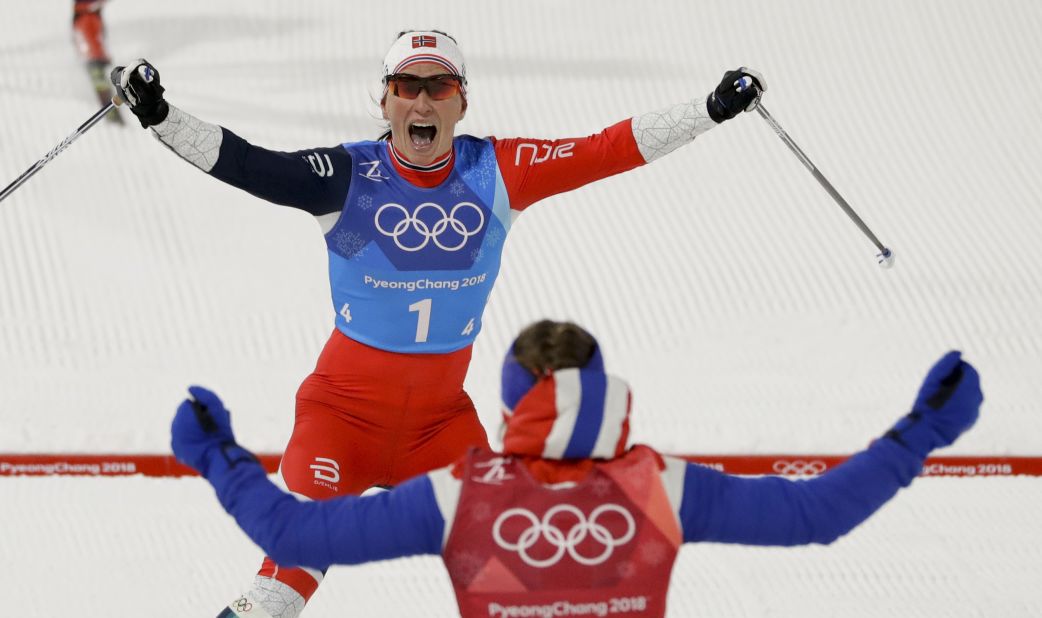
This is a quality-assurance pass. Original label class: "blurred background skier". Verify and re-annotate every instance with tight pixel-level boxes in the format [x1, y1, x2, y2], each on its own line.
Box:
[71, 0, 121, 122]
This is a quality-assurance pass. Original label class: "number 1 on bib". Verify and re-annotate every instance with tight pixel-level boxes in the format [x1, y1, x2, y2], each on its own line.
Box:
[409, 298, 432, 343]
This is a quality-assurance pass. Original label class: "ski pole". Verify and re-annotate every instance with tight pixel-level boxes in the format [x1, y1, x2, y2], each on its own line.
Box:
[753, 100, 895, 268]
[734, 75, 895, 268]
[0, 100, 117, 205]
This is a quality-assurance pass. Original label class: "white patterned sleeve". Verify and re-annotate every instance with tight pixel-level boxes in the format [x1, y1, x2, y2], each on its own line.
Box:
[631, 96, 717, 163]
[150, 104, 223, 172]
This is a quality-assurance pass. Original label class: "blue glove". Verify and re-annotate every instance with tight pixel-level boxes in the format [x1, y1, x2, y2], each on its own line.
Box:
[886, 351, 983, 458]
[171, 386, 256, 477]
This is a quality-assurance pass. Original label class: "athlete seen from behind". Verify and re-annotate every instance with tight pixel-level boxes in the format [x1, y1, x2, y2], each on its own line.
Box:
[172, 320, 983, 618]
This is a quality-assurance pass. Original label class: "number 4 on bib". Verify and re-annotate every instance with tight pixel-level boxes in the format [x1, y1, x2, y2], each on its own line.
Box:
[461, 318, 475, 336]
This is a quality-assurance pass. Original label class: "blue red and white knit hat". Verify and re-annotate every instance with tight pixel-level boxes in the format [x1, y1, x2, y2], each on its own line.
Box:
[383, 30, 467, 83]
[501, 337, 632, 460]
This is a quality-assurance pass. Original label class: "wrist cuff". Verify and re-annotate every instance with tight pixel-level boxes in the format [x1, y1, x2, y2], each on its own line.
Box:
[134, 100, 170, 128]
[706, 92, 730, 124]
[885, 418, 943, 459]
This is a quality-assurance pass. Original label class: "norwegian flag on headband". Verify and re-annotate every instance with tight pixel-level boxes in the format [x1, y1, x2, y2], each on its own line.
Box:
[412, 35, 437, 48]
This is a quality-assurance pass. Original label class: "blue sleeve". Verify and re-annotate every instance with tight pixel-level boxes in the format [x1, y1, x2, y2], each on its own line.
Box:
[677, 438, 924, 545]
[208, 455, 444, 570]
[209, 129, 352, 216]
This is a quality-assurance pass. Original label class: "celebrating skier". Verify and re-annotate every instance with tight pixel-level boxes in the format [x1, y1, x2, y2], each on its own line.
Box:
[113, 30, 765, 615]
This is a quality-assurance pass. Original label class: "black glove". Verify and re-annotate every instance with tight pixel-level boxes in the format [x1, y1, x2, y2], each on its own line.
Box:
[110, 58, 169, 128]
[706, 67, 766, 123]
[885, 351, 983, 459]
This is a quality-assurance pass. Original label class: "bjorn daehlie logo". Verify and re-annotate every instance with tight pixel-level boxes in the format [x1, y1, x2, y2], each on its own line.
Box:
[375, 201, 485, 252]
[493, 504, 636, 568]
[310, 457, 340, 491]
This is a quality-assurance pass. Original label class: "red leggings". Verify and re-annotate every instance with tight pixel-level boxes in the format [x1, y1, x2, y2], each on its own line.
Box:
[257, 330, 489, 599]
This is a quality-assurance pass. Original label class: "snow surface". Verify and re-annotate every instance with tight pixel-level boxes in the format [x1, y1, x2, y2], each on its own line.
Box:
[1, 0, 1041, 616]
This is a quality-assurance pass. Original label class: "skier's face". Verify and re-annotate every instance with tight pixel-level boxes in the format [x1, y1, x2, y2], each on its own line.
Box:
[382, 62, 466, 166]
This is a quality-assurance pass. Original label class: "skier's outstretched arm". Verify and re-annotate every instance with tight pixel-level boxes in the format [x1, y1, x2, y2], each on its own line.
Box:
[111, 59, 350, 216]
[170, 387, 445, 571]
[665, 351, 982, 546]
[496, 68, 766, 212]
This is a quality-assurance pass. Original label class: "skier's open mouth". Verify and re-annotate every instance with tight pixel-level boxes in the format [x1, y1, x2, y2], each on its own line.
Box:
[409, 123, 437, 148]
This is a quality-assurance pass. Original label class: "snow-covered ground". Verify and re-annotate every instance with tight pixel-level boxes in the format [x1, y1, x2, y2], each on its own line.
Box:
[1, 0, 1040, 616]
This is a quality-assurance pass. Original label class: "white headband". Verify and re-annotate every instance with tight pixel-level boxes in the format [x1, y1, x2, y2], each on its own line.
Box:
[382, 30, 467, 82]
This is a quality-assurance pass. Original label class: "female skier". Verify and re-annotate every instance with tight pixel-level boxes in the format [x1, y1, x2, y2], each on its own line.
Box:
[113, 30, 766, 614]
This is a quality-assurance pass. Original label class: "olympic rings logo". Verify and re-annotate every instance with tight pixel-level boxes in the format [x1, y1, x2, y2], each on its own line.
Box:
[772, 459, 827, 475]
[492, 503, 636, 568]
[374, 201, 485, 252]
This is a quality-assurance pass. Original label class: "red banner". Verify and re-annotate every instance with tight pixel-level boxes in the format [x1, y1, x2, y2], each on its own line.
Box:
[1, 453, 1040, 478]
[0, 454, 281, 477]
[680, 455, 1042, 477]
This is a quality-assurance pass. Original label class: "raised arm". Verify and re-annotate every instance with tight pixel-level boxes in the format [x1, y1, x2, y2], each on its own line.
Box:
[111, 59, 350, 216]
[495, 68, 766, 211]
[664, 351, 982, 546]
[170, 387, 445, 570]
